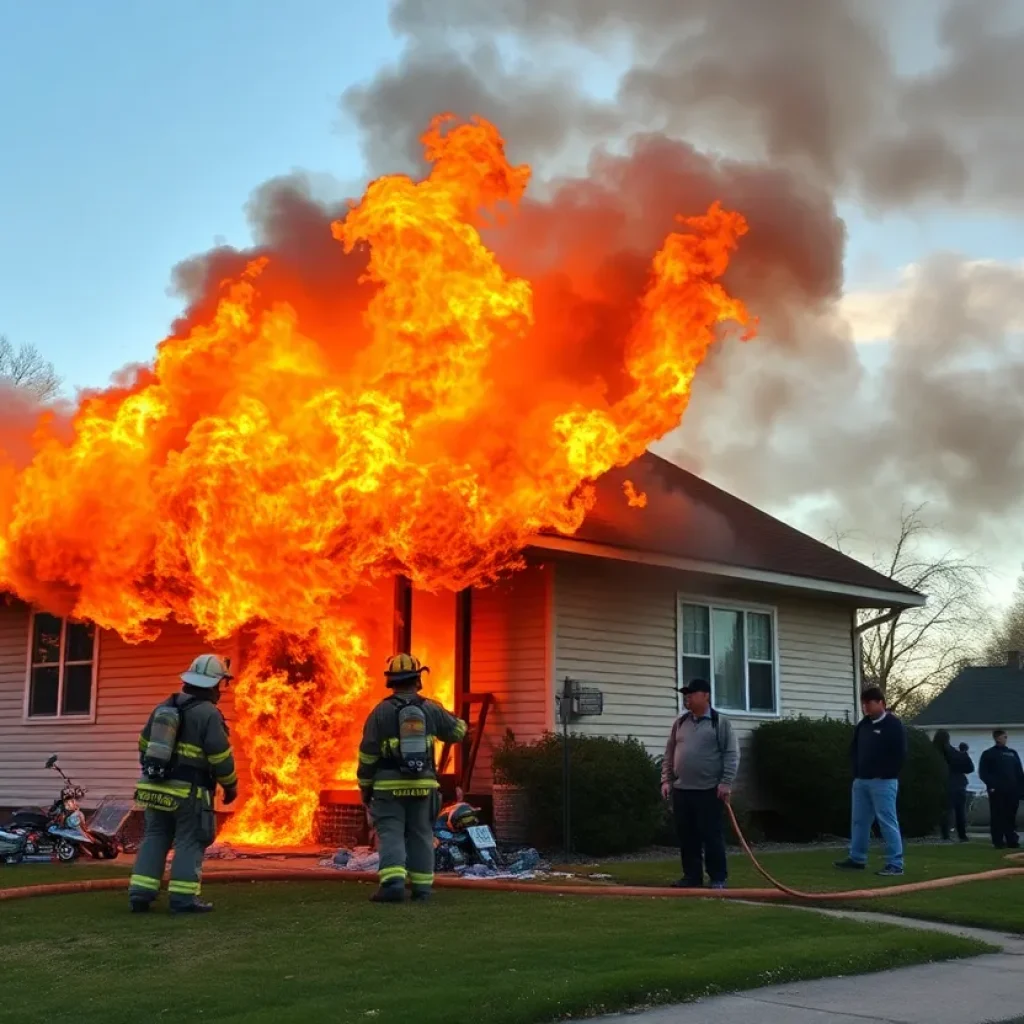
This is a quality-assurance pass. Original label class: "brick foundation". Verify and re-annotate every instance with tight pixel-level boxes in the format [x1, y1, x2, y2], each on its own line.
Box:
[315, 790, 369, 848]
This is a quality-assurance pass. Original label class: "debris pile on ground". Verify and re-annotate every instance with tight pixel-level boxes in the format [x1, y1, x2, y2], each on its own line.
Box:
[317, 847, 380, 872]
[436, 845, 548, 880]
[206, 843, 242, 860]
[315, 844, 551, 879]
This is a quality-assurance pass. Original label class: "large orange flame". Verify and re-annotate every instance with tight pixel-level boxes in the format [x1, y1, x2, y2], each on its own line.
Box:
[0, 115, 750, 844]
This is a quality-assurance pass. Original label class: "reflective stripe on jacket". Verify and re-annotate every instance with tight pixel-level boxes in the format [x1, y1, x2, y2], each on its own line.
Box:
[356, 694, 467, 798]
[136, 693, 238, 802]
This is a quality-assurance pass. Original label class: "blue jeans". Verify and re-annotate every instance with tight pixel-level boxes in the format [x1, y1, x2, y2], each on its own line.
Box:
[849, 778, 903, 869]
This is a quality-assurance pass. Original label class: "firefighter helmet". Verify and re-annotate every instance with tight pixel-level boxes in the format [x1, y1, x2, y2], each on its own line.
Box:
[181, 654, 233, 689]
[384, 653, 429, 687]
[442, 801, 480, 833]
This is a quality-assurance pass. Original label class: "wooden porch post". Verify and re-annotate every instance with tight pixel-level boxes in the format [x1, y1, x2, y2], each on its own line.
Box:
[393, 575, 412, 654]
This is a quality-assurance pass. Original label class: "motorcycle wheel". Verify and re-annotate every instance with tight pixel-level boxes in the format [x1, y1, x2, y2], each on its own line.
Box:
[55, 839, 79, 863]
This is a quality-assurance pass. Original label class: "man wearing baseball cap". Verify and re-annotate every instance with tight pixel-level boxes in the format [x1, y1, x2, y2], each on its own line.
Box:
[660, 678, 740, 889]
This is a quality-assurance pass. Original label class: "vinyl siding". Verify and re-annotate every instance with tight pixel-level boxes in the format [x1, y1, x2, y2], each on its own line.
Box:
[467, 562, 552, 791]
[0, 553, 859, 806]
[0, 598, 242, 808]
[551, 558, 858, 770]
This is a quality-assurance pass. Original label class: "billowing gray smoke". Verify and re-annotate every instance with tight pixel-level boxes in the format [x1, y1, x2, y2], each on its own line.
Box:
[340, 0, 1024, 560]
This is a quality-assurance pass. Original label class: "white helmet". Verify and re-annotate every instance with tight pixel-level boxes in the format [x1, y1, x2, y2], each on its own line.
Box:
[181, 654, 233, 689]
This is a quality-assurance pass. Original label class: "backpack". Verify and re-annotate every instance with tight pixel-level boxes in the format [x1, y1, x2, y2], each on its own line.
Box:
[389, 695, 431, 777]
[678, 709, 724, 755]
[141, 696, 199, 780]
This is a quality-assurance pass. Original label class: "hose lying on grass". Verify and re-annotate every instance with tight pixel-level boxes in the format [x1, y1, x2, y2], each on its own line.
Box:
[3, 803, 1023, 903]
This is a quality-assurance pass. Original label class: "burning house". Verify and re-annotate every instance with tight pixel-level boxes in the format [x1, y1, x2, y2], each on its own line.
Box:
[0, 116, 922, 844]
[0, 451, 922, 838]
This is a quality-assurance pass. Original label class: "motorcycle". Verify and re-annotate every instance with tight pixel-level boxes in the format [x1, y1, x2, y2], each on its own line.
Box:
[433, 799, 503, 874]
[0, 755, 121, 865]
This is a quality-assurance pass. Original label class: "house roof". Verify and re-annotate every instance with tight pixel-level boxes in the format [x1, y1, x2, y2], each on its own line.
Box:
[911, 662, 1024, 727]
[532, 451, 924, 607]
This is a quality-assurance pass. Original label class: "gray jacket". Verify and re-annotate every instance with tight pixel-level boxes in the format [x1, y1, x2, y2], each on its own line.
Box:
[661, 710, 740, 790]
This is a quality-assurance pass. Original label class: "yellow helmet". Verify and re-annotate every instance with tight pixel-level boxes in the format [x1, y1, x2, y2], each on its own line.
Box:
[384, 653, 429, 687]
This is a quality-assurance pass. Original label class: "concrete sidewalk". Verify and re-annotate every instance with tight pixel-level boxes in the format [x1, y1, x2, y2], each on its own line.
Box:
[602, 911, 1024, 1024]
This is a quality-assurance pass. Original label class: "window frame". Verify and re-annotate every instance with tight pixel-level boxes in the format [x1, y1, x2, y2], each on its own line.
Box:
[23, 610, 101, 725]
[675, 593, 781, 718]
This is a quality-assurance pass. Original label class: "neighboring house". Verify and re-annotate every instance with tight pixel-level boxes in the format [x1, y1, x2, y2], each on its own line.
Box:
[912, 651, 1024, 794]
[0, 452, 924, 813]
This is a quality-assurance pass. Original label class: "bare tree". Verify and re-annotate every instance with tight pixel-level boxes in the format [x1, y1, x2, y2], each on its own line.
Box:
[830, 505, 989, 716]
[986, 570, 1024, 663]
[0, 335, 62, 401]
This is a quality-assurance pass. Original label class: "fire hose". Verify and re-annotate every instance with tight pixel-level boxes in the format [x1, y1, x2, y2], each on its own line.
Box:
[3, 802, 1024, 903]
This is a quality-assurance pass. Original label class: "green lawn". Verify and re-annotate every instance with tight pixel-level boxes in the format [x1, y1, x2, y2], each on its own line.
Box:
[574, 843, 1024, 933]
[580, 841, 1012, 889]
[2, 880, 987, 1024]
[0, 860, 129, 888]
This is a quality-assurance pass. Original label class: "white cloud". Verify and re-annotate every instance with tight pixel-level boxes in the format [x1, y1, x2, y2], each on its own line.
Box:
[841, 258, 1024, 344]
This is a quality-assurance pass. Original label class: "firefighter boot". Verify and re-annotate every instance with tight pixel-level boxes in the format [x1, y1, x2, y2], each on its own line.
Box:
[171, 898, 214, 914]
[370, 881, 406, 904]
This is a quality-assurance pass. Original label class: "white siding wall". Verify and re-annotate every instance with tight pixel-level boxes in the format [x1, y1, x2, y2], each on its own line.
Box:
[0, 553, 860, 805]
[467, 562, 552, 791]
[0, 598, 241, 807]
[552, 558, 858, 766]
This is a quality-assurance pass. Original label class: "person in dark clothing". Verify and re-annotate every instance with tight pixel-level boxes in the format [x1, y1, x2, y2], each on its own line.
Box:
[978, 730, 1024, 849]
[835, 687, 908, 876]
[932, 730, 973, 842]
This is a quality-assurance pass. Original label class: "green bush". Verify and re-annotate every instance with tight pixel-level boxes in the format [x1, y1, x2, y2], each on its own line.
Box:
[750, 718, 855, 841]
[750, 717, 946, 841]
[898, 727, 947, 837]
[493, 731, 662, 856]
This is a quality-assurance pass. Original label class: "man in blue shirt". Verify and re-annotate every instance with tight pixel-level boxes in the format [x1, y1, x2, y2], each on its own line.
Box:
[834, 686, 908, 877]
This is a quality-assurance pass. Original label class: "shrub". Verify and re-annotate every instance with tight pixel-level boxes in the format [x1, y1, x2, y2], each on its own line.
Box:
[724, 790, 766, 847]
[493, 731, 662, 856]
[751, 717, 947, 841]
[897, 727, 947, 837]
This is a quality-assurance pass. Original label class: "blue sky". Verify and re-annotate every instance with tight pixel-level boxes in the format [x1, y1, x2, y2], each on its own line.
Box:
[0, 1, 393, 388]
[2, 1, 1019, 391]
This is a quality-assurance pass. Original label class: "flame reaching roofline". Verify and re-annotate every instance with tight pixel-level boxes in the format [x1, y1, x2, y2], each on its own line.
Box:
[0, 115, 752, 844]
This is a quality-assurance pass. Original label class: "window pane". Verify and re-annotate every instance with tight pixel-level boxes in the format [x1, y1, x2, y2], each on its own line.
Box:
[62, 664, 94, 716]
[32, 614, 62, 665]
[29, 666, 59, 716]
[682, 604, 710, 656]
[749, 662, 776, 712]
[66, 621, 95, 663]
[682, 656, 711, 689]
[712, 609, 745, 710]
[748, 612, 772, 662]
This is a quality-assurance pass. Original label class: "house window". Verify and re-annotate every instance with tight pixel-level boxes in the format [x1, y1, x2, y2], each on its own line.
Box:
[26, 612, 98, 719]
[679, 600, 777, 714]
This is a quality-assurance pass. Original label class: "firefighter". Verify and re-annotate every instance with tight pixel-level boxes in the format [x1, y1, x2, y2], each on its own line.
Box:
[128, 654, 238, 914]
[357, 653, 468, 903]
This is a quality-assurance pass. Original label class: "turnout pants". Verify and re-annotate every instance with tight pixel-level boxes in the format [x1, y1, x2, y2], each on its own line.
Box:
[371, 791, 434, 892]
[128, 789, 215, 908]
[989, 790, 1021, 848]
[673, 787, 727, 885]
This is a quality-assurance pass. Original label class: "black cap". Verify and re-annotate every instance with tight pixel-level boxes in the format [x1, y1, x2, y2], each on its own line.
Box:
[677, 678, 711, 695]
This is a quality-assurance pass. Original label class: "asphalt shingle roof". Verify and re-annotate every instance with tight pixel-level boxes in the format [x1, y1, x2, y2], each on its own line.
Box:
[540, 451, 921, 601]
[912, 664, 1024, 727]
